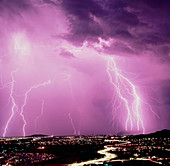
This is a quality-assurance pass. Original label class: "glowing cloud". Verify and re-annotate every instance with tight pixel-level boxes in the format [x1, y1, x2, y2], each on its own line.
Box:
[13, 33, 31, 56]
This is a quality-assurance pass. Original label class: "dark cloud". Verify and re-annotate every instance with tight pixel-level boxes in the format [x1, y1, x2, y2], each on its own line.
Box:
[61, 0, 105, 44]
[0, 0, 32, 13]
[61, 0, 170, 60]
[0, 0, 35, 23]
[62, 0, 106, 19]
[1, 0, 169, 60]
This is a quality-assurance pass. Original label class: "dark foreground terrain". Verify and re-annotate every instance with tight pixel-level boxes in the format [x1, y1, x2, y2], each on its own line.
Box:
[0, 130, 169, 166]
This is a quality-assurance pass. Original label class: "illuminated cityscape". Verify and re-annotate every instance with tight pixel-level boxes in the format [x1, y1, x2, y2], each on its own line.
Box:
[0, 130, 169, 165]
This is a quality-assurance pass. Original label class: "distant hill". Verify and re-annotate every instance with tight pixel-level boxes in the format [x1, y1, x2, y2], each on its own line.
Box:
[132, 129, 170, 138]
[27, 134, 49, 137]
[147, 129, 170, 137]
[26, 129, 170, 138]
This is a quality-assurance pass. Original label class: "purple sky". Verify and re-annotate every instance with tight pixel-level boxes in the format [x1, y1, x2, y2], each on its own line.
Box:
[0, 0, 170, 137]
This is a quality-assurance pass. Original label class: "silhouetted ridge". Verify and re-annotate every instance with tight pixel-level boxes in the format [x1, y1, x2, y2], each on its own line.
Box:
[27, 134, 48, 137]
[132, 129, 170, 138]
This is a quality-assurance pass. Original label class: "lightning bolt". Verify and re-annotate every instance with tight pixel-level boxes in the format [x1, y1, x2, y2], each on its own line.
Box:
[20, 80, 51, 137]
[63, 73, 77, 135]
[3, 68, 18, 137]
[106, 56, 145, 133]
[106, 93, 122, 133]
[35, 99, 45, 132]
[0, 74, 14, 91]
[68, 112, 77, 135]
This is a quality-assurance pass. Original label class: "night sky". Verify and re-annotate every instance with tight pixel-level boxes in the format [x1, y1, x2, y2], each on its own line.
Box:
[0, 0, 170, 137]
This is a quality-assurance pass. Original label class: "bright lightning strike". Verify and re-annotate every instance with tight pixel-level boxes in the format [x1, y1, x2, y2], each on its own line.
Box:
[64, 73, 77, 135]
[35, 99, 45, 132]
[68, 112, 77, 135]
[106, 56, 145, 134]
[20, 80, 51, 137]
[3, 69, 18, 137]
